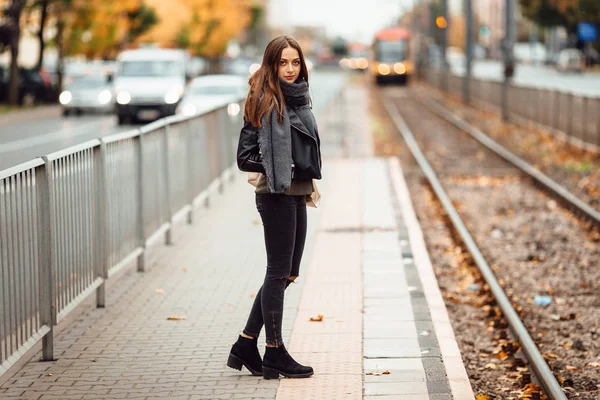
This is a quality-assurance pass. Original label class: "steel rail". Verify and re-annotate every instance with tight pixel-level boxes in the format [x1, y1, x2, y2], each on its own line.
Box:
[419, 94, 600, 228]
[383, 98, 567, 400]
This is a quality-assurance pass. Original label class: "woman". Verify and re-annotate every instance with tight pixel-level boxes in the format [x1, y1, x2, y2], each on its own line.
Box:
[228, 35, 322, 380]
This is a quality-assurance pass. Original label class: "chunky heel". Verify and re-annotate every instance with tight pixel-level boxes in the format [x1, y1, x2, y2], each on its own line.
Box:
[262, 366, 280, 380]
[227, 353, 243, 371]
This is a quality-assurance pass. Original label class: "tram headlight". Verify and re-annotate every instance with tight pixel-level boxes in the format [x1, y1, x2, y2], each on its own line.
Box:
[394, 63, 407, 74]
[377, 64, 391, 75]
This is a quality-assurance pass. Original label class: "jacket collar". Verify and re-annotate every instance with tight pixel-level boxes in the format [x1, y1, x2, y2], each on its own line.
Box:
[287, 107, 315, 139]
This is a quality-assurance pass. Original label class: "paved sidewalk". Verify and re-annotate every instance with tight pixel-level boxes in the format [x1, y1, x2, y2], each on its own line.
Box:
[0, 82, 474, 400]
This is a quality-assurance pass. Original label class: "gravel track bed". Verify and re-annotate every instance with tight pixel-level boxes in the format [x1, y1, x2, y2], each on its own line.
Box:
[369, 84, 600, 399]
[417, 84, 600, 213]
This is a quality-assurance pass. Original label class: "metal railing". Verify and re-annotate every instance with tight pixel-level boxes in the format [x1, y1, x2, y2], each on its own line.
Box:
[0, 100, 242, 377]
[425, 70, 600, 153]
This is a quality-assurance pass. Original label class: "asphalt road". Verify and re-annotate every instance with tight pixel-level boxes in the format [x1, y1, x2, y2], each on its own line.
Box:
[0, 70, 346, 172]
[449, 59, 600, 96]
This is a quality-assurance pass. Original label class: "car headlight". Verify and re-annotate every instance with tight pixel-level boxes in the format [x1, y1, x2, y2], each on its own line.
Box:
[180, 103, 197, 116]
[98, 89, 112, 105]
[116, 90, 131, 105]
[227, 102, 241, 117]
[59, 91, 72, 105]
[165, 85, 184, 104]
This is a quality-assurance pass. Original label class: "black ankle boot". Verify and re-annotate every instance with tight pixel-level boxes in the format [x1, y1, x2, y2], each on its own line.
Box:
[227, 335, 263, 376]
[262, 345, 314, 379]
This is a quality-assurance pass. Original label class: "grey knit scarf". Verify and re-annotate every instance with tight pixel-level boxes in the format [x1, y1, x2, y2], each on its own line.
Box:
[257, 79, 311, 194]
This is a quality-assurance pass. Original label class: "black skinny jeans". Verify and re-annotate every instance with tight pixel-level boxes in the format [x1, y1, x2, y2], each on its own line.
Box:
[243, 194, 307, 346]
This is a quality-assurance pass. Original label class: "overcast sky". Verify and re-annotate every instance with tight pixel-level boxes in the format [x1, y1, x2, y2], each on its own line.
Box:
[267, 0, 462, 43]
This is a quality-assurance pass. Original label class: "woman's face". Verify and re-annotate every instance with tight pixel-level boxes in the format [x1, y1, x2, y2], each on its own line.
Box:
[277, 46, 301, 83]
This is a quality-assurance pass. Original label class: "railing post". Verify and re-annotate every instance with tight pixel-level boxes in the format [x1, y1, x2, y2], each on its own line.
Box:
[581, 96, 588, 145]
[596, 97, 600, 149]
[553, 91, 561, 132]
[37, 158, 56, 361]
[94, 142, 108, 308]
[567, 92, 574, 144]
[162, 124, 173, 245]
[185, 119, 195, 225]
[135, 133, 146, 272]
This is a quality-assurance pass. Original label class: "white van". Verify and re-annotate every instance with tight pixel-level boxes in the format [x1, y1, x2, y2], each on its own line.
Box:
[113, 48, 189, 125]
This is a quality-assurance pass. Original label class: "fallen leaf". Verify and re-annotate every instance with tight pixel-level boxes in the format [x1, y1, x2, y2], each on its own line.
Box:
[155, 289, 165, 294]
[565, 365, 577, 371]
[45, 373, 53, 376]
[366, 370, 390, 376]
[544, 352, 560, 359]
[485, 363, 497, 370]
[309, 314, 324, 322]
[588, 362, 600, 367]
[497, 351, 509, 361]
[476, 395, 489, 400]
[167, 315, 187, 321]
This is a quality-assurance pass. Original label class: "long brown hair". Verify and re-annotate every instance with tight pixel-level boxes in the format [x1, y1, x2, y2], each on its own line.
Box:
[244, 35, 310, 127]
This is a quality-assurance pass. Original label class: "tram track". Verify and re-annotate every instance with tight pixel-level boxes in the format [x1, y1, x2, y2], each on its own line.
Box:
[379, 87, 600, 399]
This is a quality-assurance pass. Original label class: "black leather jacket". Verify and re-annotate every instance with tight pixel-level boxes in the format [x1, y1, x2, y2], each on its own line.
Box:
[237, 111, 322, 180]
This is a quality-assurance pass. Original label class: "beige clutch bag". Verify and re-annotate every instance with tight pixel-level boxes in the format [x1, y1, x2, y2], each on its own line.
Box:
[306, 180, 321, 208]
[247, 172, 261, 187]
[247, 172, 321, 208]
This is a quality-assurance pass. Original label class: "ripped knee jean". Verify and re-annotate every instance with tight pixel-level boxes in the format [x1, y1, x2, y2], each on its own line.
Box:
[243, 193, 307, 346]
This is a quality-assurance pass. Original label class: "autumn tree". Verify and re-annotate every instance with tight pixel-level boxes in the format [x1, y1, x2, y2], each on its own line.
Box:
[3, 0, 26, 105]
[140, 0, 251, 57]
[520, 0, 600, 31]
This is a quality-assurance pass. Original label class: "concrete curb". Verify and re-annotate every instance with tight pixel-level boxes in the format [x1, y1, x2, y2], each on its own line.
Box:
[388, 157, 475, 400]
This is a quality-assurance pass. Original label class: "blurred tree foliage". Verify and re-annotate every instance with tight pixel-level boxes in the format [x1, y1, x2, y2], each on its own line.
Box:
[140, 0, 251, 58]
[520, 0, 600, 31]
[58, 0, 158, 58]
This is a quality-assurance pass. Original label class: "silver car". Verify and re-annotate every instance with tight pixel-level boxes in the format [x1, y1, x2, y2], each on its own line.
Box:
[176, 74, 247, 116]
[59, 75, 115, 116]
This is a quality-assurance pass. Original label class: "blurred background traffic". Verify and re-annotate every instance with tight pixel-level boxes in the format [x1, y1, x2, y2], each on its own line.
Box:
[1, 1, 599, 112]
[0, 0, 599, 149]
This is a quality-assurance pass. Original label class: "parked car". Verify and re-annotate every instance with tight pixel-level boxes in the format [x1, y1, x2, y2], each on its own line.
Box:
[113, 48, 190, 125]
[0, 65, 52, 105]
[176, 74, 247, 116]
[59, 75, 114, 116]
[556, 49, 585, 73]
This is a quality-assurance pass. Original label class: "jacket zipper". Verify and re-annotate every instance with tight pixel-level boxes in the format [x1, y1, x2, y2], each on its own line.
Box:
[291, 123, 321, 173]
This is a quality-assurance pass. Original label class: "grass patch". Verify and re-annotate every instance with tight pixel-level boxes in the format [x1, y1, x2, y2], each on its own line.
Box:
[563, 160, 594, 173]
[0, 105, 14, 114]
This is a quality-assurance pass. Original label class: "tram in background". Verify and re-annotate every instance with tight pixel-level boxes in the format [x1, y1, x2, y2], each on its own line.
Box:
[371, 27, 412, 85]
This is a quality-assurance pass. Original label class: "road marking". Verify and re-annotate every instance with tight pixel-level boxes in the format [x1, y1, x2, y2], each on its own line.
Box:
[0, 119, 118, 154]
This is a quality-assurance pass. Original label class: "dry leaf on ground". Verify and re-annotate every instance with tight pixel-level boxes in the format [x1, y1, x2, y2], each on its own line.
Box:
[588, 362, 600, 367]
[167, 315, 187, 321]
[155, 289, 165, 294]
[366, 370, 390, 376]
[309, 314, 324, 322]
